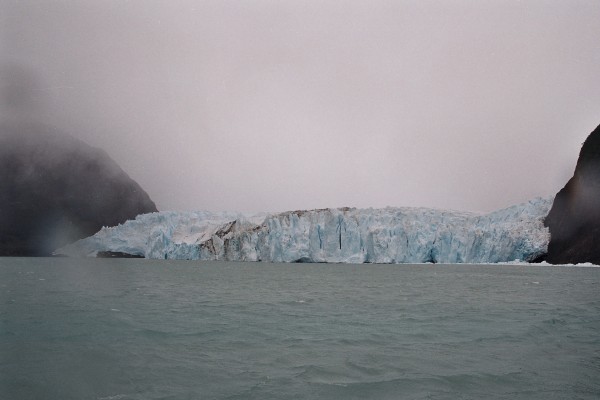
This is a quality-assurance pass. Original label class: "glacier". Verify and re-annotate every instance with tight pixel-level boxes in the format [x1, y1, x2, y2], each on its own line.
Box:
[56, 197, 553, 264]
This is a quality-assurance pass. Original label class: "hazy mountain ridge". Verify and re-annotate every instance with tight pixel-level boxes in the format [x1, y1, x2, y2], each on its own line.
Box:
[0, 122, 158, 255]
[57, 197, 552, 264]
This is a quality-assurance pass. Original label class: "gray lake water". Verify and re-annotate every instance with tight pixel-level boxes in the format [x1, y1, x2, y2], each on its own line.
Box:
[1, 258, 599, 399]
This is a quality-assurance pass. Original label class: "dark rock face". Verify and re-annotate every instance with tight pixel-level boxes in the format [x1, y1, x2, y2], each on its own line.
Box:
[0, 122, 158, 256]
[97, 251, 144, 258]
[545, 124, 600, 264]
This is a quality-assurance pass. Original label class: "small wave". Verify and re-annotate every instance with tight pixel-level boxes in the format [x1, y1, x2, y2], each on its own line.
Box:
[344, 359, 385, 377]
[294, 364, 352, 383]
[541, 318, 567, 326]
[97, 395, 127, 400]
[280, 298, 315, 306]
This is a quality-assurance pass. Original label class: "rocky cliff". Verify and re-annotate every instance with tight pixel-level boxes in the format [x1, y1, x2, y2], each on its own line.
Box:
[545, 124, 600, 264]
[0, 122, 158, 256]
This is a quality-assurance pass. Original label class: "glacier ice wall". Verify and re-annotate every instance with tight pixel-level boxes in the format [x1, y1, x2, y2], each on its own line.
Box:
[56, 197, 553, 264]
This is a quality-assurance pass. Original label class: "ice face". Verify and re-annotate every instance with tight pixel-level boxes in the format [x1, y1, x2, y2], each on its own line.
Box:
[56, 197, 553, 264]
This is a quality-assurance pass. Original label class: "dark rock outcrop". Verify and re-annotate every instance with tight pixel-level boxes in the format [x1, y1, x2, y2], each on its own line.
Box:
[96, 251, 144, 258]
[0, 122, 157, 256]
[545, 124, 600, 264]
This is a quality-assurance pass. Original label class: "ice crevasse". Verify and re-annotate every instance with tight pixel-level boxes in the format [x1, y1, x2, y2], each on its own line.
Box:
[57, 197, 553, 264]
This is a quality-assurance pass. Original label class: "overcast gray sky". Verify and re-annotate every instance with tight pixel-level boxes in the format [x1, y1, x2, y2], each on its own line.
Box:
[1, 0, 599, 213]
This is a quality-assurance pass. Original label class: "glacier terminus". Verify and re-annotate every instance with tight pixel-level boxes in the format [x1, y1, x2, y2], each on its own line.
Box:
[57, 197, 553, 264]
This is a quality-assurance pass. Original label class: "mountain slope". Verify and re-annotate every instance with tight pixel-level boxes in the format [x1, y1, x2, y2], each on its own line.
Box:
[545, 124, 600, 264]
[0, 122, 158, 255]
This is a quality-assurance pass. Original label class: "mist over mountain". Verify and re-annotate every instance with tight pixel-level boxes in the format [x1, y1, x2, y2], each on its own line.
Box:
[0, 121, 157, 256]
[545, 124, 600, 264]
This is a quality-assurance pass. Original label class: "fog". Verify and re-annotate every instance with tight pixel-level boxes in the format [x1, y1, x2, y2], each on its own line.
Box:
[2, 0, 599, 213]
